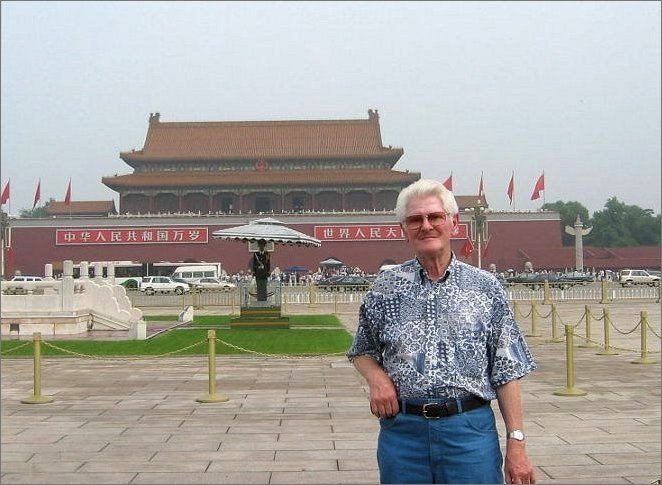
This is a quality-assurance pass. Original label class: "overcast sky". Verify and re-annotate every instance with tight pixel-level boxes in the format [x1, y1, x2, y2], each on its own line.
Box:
[2, 1, 660, 215]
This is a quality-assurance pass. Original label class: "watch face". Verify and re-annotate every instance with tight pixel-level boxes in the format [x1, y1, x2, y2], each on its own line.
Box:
[508, 430, 525, 441]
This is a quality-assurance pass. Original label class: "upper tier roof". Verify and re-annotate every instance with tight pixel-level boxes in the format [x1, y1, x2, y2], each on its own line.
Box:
[120, 110, 404, 164]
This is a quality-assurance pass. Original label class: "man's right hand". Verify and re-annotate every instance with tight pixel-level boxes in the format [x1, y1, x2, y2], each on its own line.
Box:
[352, 356, 399, 418]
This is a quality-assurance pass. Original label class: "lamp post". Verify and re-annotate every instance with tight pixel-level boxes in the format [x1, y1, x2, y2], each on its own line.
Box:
[471, 201, 487, 269]
[1, 210, 10, 279]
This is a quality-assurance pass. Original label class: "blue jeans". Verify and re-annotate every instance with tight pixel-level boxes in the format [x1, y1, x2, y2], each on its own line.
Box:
[377, 401, 504, 484]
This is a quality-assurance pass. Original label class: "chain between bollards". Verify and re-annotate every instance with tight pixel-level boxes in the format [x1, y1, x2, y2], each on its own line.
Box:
[21, 332, 54, 404]
[632, 311, 656, 365]
[196, 330, 229, 403]
[554, 325, 587, 397]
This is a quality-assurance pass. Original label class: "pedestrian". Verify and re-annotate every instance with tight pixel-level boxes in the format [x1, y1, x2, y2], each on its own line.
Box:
[347, 178, 537, 484]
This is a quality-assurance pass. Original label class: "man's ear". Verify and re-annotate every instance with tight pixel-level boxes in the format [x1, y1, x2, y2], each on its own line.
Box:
[400, 223, 409, 242]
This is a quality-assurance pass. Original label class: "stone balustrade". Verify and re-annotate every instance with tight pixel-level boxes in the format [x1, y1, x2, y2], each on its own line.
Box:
[1, 260, 145, 339]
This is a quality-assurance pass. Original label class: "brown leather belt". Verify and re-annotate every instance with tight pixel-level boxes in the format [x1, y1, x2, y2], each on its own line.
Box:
[400, 396, 488, 419]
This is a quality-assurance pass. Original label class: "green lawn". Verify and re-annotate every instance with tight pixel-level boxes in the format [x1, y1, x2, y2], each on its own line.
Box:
[0, 314, 352, 358]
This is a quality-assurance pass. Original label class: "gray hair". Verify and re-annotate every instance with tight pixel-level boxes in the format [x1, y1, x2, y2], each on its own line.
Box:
[395, 179, 459, 223]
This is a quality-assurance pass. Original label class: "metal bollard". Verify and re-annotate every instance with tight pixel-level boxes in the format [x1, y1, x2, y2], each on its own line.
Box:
[21, 332, 54, 404]
[546, 304, 559, 343]
[554, 325, 588, 396]
[632, 311, 656, 365]
[196, 330, 229, 403]
[543, 280, 551, 305]
[308, 283, 316, 308]
[597, 308, 618, 355]
[599, 279, 610, 304]
[580, 305, 597, 348]
[526, 303, 540, 337]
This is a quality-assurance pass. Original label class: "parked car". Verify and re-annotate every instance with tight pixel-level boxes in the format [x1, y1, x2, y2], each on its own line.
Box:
[619, 269, 661, 287]
[189, 278, 236, 291]
[171, 277, 193, 287]
[139, 276, 189, 295]
[506, 272, 574, 290]
[316, 275, 371, 291]
[558, 271, 595, 285]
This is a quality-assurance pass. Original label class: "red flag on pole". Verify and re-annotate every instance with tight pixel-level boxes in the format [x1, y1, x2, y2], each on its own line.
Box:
[1, 179, 9, 205]
[442, 173, 453, 191]
[64, 179, 72, 205]
[530, 172, 545, 200]
[478, 172, 484, 198]
[482, 235, 491, 258]
[461, 238, 474, 257]
[5, 246, 14, 265]
[33, 179, 41, 209]
[506, 173, 514, 205]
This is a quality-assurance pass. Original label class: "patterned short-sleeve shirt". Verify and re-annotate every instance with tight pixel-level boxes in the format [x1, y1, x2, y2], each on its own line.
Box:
[347, 255, 536, 400]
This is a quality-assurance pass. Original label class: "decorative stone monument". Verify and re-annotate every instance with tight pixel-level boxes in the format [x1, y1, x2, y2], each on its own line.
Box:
[564, 215, 592, 272]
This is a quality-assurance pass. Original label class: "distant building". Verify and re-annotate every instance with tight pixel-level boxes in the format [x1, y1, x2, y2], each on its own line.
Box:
[46, 201, 117, 217]
[2, 111, 658, 278]
[102, 110, 421, 215]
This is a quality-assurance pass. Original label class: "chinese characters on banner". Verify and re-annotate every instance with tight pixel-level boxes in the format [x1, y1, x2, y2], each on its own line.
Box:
[56, 227, 208, 245]
[314, 224, 468, 241]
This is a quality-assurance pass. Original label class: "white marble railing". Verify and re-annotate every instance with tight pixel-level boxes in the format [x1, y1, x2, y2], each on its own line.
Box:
[1, 260, 145, 339]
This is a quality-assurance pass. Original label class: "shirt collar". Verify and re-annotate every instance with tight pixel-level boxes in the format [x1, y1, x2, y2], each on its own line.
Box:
[414, 252, 456, 284]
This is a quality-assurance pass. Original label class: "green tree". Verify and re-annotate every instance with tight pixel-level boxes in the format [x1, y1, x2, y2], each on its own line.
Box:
[542, 200, 591, 246]
[18, 198, 54, 218]
[590, 197, 661, 247]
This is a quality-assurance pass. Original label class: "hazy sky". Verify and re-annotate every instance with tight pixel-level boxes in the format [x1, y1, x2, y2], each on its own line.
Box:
[2, 1, 660, 215]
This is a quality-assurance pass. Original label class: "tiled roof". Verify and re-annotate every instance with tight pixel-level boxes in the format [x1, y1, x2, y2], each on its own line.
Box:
[120, 111, 403, 162]
[47, 201, 117, 215]
[456, 195, 488, 209]
[102, 169, 420, 190]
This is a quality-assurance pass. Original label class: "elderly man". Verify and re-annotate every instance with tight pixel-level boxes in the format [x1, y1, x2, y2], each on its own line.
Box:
[348, 179, 537, 484]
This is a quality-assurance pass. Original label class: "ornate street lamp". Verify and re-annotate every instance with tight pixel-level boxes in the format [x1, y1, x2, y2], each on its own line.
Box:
[470, 199, 488, 269]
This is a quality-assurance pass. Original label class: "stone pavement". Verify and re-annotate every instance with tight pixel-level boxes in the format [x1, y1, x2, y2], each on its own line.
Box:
[1, 302, 660, 484]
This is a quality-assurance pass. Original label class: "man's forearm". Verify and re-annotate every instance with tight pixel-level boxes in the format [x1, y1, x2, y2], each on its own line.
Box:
[496, 379, 524, 431]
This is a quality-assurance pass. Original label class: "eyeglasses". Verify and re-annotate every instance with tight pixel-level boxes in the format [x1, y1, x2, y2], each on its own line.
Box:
[404, 212, 449, 230]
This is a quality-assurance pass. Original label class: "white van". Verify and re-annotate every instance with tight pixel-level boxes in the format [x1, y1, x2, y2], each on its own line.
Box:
[171, 264, 221, 283]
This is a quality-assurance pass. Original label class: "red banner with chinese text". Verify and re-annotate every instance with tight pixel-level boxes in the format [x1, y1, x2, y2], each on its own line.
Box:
[56, 227, 208, 245]
[314, 224, 467, 242]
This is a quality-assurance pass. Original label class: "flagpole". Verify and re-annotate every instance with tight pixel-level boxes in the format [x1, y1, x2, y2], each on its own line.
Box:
[512, 171, 515, 212]
[542, 170, 546, 207]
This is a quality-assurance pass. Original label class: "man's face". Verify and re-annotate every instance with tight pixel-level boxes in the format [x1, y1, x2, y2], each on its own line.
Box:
[401, 195, 458, 258]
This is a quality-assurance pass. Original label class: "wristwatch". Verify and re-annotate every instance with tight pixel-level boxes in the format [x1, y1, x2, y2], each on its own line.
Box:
[507, 429, 525, 441]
